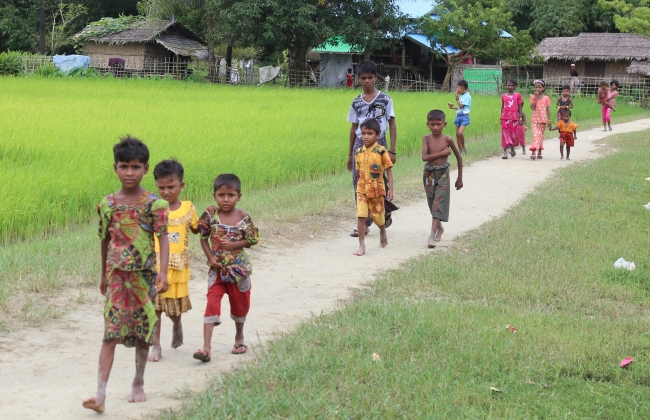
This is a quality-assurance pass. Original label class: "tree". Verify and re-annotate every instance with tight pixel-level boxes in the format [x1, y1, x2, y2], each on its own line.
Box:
[419, 0, 536, 91]
[337, 0, 409, 60]
[48, 2, 87, 53]
[599, 0, 650, 35]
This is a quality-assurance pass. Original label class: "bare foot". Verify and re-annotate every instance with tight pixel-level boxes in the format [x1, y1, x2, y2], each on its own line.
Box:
[379, 229, 388, 248]
[435, 225, 445, 242]
[428, 232, 436, 248]
[353, 244, 366, 256]
[171, 322, 183, 349]
[128, 384, 147, 403]
[566, 157, 570, 160]
[82, 396, 105, 413]
[147, 344, 161, 362]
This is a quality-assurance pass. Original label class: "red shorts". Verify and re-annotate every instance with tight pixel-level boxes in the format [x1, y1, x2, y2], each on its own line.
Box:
[204, 273, 251, 325]
[559, 131, 574, 147]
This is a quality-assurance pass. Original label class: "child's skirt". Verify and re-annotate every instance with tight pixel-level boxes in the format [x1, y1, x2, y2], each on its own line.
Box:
[500, 119, 519, 148]
[602, 105, 611, 123]
[515, 125, 526, 147]
[530, 122, 546, 151]
[155, 267, 192, 316]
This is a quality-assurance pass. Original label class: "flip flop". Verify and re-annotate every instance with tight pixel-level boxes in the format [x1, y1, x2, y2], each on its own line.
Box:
[193, 349, 211, 363]
[350, 228, 370, 237]
[232, 344, 247, 355]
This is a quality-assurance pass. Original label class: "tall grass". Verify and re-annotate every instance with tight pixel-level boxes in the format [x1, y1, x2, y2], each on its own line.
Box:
[0, 77, 646, 243]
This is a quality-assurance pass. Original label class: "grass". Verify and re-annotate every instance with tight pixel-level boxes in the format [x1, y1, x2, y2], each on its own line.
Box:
[0, 77, 646, 243]
[163, 129, 650, 418]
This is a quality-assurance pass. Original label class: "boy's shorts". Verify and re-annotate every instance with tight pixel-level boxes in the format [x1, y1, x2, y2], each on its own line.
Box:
[357, 194, 385, 226]
[423, 163, 450, 222]
[559, 131, 574, 147]
[454, 113, 470, 127]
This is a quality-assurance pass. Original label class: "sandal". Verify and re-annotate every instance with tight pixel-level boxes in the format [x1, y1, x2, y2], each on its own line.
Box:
[350, 228, 370, 237]
[537, 154, 543, 159]
[232, 344, 247, 355]
[193, 349, 211, 363]
[385, 213, 393, 228]
[530, 154, 536, 160]
[510, 147, 516, 157]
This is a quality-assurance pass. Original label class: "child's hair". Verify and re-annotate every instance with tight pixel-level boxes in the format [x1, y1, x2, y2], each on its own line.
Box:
[360, 118, 381, 134]
[457, 80, 469, 89]
[610, 79, 619, 87]
[347, 68, 352, 74]
[154, 158, 184, 181]
[213, 173, 241, 193]
[427, 110, 446, 121]
[600, 81, 608, 87]
[560, 108, 572, 117]
[561, 84, 570, 91]
[357, 60, 377, 76]
[506, 78, 517, 86]
[113, 136, 149, 164]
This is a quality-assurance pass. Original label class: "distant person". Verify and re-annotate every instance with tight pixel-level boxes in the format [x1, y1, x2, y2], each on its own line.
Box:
[570, 63, 580, 94]
[422, 110, 463, 248]
[83, 137, 170, 413]
[555, 85, 574, 121]
[347, 60, 397, 237]
[529, 79, 551, 160]
[352, 119, 394, 256]
[384, 72, 390, 91]
[148, 159, 199, 363]
[346, 68, 354, 89]
[500, 78, 524, 159]
[447, 79, 471, 155]
[598, 80, 618, 131]
[193, 174, 259, 362]
[549, 109, 578, 160]
[514, 113, 528, 155]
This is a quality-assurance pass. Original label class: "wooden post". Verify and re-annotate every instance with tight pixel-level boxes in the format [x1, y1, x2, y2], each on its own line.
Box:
[401, 47, 405, 67]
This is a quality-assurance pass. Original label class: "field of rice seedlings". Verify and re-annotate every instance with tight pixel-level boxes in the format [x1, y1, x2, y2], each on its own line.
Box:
[0, 77, 646, 243]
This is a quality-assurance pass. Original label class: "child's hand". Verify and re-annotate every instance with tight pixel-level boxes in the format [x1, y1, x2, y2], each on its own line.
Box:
[455, 178, 463, 190]
[218, 238, 239, 251]
[156, 272, 169, 294]
[347, 155, 353, 172]
[447, 102, 455, 109]
[207, 255, 220, 268]
[99, 275, 108, 295]
[455, 92, 460, 99]
[444, 147, 452, 156]
[206, 205, 218, 216]
[386, 188, 393, 201]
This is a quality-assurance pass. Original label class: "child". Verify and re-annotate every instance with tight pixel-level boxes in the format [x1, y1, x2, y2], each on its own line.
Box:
[515, 113, 527, 155]
[598, 81, 613, 131]
[448, 79, 471, 155]
[556, 85, 574, 121]
[529, 79, 552, 160]
[193, 174, 259, 362]
[347, 60, 397, 237]
[550, 109, 578, 160]
[422, 110, 463, 248]
[500, 78, 524, 159]
[148, 159, 199, 362]
[83, 137, 169, 413]
[353, 118, 393, 256]
[384, 72, 391, 92]
[602, 80, 619, 131]
[346, 68, 354, 89]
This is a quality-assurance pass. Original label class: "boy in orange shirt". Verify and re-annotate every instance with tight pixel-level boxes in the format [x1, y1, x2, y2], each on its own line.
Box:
[550, 109, 578, 160]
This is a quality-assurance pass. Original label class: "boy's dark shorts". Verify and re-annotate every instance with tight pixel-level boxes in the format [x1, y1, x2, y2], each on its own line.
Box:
[423, 162, 450, 222]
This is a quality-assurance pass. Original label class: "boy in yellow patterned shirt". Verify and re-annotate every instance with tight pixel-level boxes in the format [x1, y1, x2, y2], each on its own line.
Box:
[354, 118, 394, 256]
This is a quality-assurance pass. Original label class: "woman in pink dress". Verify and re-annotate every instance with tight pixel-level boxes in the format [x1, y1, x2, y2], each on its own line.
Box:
[500, 78, 524, 159]
[529, 79, 552, 160]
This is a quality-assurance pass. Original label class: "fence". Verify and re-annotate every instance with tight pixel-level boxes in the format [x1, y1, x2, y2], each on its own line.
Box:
[514, 76, 650, 104]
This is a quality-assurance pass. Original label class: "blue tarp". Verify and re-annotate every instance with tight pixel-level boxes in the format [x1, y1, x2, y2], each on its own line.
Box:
[405, 33, 460, 54]
[53, 55, 91, 73]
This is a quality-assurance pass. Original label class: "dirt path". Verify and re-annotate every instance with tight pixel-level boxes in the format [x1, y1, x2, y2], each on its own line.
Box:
[2, 119, 649, 419]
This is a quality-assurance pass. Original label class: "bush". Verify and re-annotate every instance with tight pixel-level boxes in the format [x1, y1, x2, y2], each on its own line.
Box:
[0, 51, 25, 76]
[34, 62, 63, 78]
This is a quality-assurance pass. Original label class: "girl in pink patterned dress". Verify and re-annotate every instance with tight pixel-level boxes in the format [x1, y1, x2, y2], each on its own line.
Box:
[529, 79, 552, 160]
[500, 78, 524, 159]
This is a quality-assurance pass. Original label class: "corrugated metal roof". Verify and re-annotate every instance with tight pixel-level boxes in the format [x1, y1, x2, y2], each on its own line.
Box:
[395, 0, 437, 18]
[312, 37, 362, 54]
[405, 33, 460, 54]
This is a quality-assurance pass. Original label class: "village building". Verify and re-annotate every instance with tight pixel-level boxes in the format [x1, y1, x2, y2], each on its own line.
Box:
[75, 19, 207, 75]
[536, 32, 650, 80]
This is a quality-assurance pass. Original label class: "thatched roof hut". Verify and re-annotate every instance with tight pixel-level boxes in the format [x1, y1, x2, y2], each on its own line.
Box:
[76, 19, 207, 71]
[627, 60, 650, 76]
[536, 33, 650, 79]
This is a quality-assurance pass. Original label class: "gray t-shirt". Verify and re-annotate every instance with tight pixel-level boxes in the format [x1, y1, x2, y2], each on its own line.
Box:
[347, 91, 396, 140]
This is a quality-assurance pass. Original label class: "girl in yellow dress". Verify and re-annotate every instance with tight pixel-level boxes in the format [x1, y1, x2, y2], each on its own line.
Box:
[148, 159, 199, 361]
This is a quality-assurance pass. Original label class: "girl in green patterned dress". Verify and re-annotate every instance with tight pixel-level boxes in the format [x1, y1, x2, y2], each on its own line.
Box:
[83, 137, 169, 413]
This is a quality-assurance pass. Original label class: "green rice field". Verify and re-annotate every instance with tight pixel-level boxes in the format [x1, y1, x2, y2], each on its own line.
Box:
[0, 77, 646, 243]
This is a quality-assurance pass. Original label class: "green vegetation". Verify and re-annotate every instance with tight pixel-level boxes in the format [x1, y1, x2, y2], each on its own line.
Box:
[166, 129, 650, 419]
[1, 77, 646, 244]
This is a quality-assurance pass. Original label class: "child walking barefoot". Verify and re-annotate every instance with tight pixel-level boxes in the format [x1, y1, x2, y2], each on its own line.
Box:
[599, 80, 619, 131]
[353, 119, 394, 256]
[148, 159, 199, 362]
[529, 79, 552, 160]
[193, 174, 259, 362]
[83, 137, 169, 413]
[515, 113, 527, 155]
[500, 78, 524, 159]
[550, 109, 578, 160]
[422, 110, 463, 248]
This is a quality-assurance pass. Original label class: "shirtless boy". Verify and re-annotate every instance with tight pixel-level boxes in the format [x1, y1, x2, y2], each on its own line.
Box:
[422, 110, 463, 248]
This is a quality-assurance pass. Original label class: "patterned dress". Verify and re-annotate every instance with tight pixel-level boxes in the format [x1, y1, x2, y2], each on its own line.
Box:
[529, 95, 550, 152]
[97, 191, 168, 347]
[501, 92, 523, 148]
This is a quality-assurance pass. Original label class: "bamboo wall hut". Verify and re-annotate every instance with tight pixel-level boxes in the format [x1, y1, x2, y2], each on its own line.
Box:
[536, 33, 650, 79]
[76, 20, 207, 72]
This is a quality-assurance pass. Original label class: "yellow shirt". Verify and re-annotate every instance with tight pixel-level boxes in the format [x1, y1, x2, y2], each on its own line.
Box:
[155, 201, 198, 271]
[355, 142, 393, 198]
